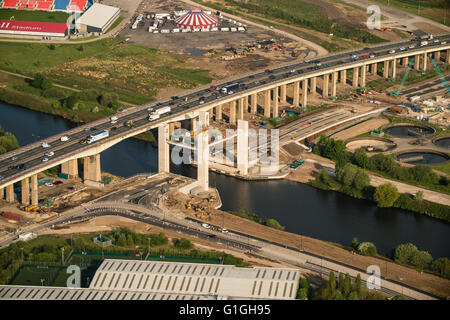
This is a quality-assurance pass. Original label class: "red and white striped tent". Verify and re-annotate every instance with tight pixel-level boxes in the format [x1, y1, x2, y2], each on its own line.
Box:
[175, 10, 218, 30]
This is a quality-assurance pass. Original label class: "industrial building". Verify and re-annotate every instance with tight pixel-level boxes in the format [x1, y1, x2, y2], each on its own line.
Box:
[75, 2, 120, 34]
[0, 259, 301, 300]
[0, 19, 68, 38]
[0, 0, 93, 12]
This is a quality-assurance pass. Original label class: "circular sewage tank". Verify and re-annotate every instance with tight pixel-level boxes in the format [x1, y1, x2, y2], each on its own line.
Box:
[345, 137, 396, 153]
[383, 124, 435, 138]
[434, 136, 450, 149]
[396, 151, 449, 165]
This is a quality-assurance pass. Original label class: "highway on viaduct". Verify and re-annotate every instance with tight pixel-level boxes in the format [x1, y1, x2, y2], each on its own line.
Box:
[1, 33, 450, 190]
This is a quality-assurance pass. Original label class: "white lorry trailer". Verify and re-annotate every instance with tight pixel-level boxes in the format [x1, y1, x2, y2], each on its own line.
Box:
[148, 106, 171, 121]
[86, 130, 109, 144]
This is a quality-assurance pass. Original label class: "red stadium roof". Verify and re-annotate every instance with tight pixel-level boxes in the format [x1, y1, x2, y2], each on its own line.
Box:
[175, 10, 218, 30]
[0, 20, 68, 34]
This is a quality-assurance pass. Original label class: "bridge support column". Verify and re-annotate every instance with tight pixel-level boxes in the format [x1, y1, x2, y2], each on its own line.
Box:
[383, 60, 389, 78]
[372, 63, 377, 75]
[402, 57, 408, 66]
[340, 70, 347, 84]
[273, 87, 279, 117]
[31, 174, 38, 206]
[6, 185, 14, 203]
[229, 100, 236, 125]
[0, 187, 3, 201]
[199, 110, 209, 128]
[244, 95, 249, 112]
[331, 72, 337, 97]
[422, 53, 427, 71]
[21, 177, 30, 206]
[264, 89, 271, 117]
[352, 67, 359, 87]
[311, 77, 317, 94]
[238, 98, 244, 120]
[360, 65, 366, 87]
[190, 117, 198, 132]
[216, 105, 222, 120]
[237, 120, 249, 175]
[251, 93, 257, 114]
[293, 81, 300, 107]
[280, 84, 287, 102]
[414, 55, 420, 70]
[446, 50, 450, 64]
[197, 131, 209, 191]
[158, 124, 170, 173]
[391, 59, 397, 79]
[61, 159, 78, 178]
[83, 154, 102, 186]
[322, 74, 329, 97]
[434, 51, 440, 62]
[169, 123, 175, 136]
[301, 79, 307, 109]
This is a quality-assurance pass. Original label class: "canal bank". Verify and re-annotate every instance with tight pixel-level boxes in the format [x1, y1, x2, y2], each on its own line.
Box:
[0, 100, 449, 259]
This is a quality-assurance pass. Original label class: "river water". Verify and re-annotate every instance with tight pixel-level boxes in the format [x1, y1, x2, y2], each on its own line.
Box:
[1, 101, 449, 258]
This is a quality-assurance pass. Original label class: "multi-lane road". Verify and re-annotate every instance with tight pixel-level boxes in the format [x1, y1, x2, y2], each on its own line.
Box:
[1, 34, 450, 187]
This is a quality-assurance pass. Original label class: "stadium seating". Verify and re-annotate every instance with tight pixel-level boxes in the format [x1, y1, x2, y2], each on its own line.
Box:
[2, 0, 20, 9]
[53, 0, 68, 11]
[36, 1, 53, 11]
[67, 0, 86, 12]
[25, 1, 38, 10]
[17, 1, 27, 9]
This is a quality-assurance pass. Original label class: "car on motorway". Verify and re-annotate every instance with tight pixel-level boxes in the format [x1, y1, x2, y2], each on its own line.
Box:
[316, 62, 322, 66]
[441, 41, 447, 45]
[269, 75, 275, 79]
[84, 127, 90, 131]
[351, 54, 358, 60]
[53, 180, 63, 186]
[18, 164, 26, 170]
[11, 156, 18, 161]
[147, 107, 154, 112]
[171, 96, 179, 100]
[210, 85, 217, 89]
[363, 54, 369, 58]
[199, 98, 205, 104]
[111, 126, 117, 130]
[399, 47, 406, 51]
[41, 142, 50, 149]
[388, 49, 396, 54]
[45, 182, 54, 187]
[8, 165, 15, 170]
[369, 54, 375, 58]
[290, 69, 295, 73]
[44, 151, 54, 157]
[304, 59, 310, 63]
[60, 135, 69, 142]
[221, 228, 229, 234]
[265, 69, 272, 73]
[42, 157, 49, 162]
[202, 223, 211, 229]
[408, 45, 415, 49]
[90, 127, 98, 131]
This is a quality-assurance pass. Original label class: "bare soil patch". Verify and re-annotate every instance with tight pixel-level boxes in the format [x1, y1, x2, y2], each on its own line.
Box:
[331, 117, 390, 140]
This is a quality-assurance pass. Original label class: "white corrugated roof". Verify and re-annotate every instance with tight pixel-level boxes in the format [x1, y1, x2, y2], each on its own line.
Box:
[76, 3, 120, 29]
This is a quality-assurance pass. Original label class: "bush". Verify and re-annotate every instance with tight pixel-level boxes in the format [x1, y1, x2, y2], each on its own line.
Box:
[65, 94, 79, 110]
[357, 242, 377, 256]
[99, 92, 119, 107]
[265, 218, 285, 230]
[76, 89, 100, 101]
[42, 87, 67, 99]
[32, 73, 53, 90]
[374, 183, 399, 208]
[173, 238, 193, 250]
[431, 258, 450, 279]
[394, 243, 418, 265]
[409, 251, 433, 270]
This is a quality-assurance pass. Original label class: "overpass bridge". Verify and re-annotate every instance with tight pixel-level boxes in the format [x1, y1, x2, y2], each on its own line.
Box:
[1, 34, 450, 206]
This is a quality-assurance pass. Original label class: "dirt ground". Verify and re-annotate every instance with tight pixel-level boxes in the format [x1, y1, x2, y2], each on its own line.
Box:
[330, 117, 390, 140]
[412, 22, 448, 35]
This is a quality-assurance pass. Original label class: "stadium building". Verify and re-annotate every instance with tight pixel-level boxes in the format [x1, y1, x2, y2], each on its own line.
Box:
[75, 2, 120, 34]
[0, 19, 68, 38]
[0, 0, 93, 12]
[0, 259, 301, 300]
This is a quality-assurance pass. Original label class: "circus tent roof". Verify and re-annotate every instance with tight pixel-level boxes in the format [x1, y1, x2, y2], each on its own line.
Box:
[175, 10, 218, 29]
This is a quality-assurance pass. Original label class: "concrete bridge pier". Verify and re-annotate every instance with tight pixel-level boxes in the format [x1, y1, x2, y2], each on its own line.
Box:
[422, 53, 428, 71]
[199, 110, 209, 129]
[251, 93, 257, 114]
[273, 87, 279, 117]
[83, 154, 102, 187]
[352, 67, 358, 87]
[311, 76, 317, 93]
[331, 72, 337, 97]
[264, 89, 271, 117]
[196, 131, 209, 191]
[340, 70, 347, 84]
[244, 95, 249, 113]
[21, 177, 29, 205]
[5, 185, 14, 203]
[229, 100, 237, 125]
[158, 124, 170, 173]
[414, 55, 420, 70]
[372, 63, 377, 75]
[360, 65, 366, 87]
[391, 59, 397, 79]
[323, 74, 329, 97]
[292, 81, 299, 107]
[301, 79, 307, 109]
[216, 104, 223, 120]
[238, 98, 244, 120]
[169, 123, 175, 136]
[446, 50, 450, 64]
[280, 84, 287, 102]
[237, 120, 249, 175]
[0, 187, 3, 201]
[434, 51, 440, 62]
[31, 174, 38, 206]
[61, 159, 78, 178]
[383, 60, 389, 78]
[402, 57, 408, 66]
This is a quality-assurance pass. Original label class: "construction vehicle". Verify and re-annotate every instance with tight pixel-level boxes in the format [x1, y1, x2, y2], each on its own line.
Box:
[125, 120, 135, 128]
[185, 202, 192, 210]
[25, 205, 38, 212]
[168, 178, 177, 185]
[389, 58, 414, 97]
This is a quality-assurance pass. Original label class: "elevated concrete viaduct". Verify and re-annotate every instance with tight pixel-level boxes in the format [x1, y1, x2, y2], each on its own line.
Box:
[1, 37, 450, 205]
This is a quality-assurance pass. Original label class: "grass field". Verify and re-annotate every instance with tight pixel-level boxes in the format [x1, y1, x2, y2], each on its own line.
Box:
[0, 9, 69, 23]
[10, 265, 62, 286]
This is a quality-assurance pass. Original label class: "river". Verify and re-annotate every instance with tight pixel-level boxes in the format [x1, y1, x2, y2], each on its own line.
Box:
[1, 101, 449, 258]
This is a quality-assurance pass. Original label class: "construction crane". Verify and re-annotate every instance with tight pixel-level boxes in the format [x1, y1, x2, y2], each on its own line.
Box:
[431, 59, 450, 94]
[389, 58, 414, 96]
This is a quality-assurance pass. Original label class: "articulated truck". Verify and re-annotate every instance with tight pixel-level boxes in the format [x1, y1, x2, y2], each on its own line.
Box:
[86, 130, 109, 144]
[220, 83, 239, 94]
[148, 106, 171, 121]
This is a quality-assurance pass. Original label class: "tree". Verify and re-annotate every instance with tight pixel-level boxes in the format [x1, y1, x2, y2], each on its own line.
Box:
[173, 238, 193, 250]
[357, 242, 377, 256]
[354, 274, 362, 295]
[297, 288, 308, 300]
[394, 243, 418, 265]
[117, 234, 126, 247]
[343, 273, 351, 297]
[431, 258, 450, 279]
[351, 237, 360, 250]
[126, 235, 135, 247]
[336, 163, 357, 187]
[392, 294, 407, 300]
[374, 183, 400, 208]
[318, 168, 331, 186]
[415, 191, 424, 202]
[328, 272, 336, 295]
[354, 148, 370, 169]
[352, 169, 370, 191]
[410, 165, 438, 184]
[32, 73, 52, 90]
[99, 92, 119, 108]
[410, 251, 433, 270]
[338, 273, 344, 291]
[265, 219, 284, 230]
[48, 44, 56, 50]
